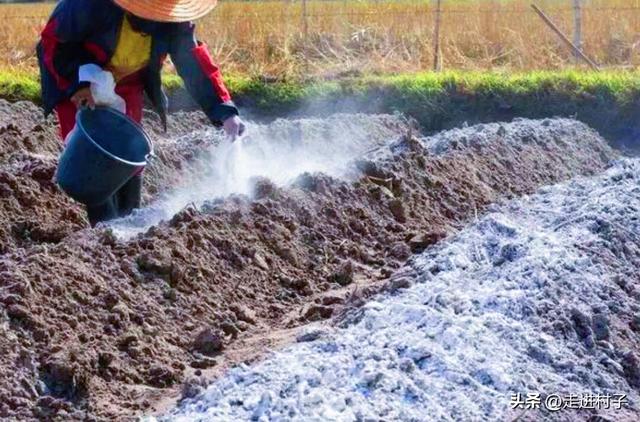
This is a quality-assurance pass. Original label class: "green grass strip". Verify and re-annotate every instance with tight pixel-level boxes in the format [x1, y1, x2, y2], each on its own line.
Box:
[0, 70, 41, 103]
[3, 69, 639, 145]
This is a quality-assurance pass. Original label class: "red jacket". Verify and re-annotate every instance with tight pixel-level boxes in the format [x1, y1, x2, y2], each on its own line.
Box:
[37, 0, 238, 129]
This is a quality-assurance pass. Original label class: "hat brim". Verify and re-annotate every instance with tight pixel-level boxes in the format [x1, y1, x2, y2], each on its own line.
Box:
[113, 0, 217, 23]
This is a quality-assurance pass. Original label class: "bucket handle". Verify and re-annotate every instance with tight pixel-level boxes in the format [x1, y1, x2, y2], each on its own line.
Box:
[77, 105, 156, 166]
[144, 135, 155, 164]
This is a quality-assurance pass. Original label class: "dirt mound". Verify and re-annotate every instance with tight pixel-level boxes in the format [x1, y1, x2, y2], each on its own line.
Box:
[0, 99, 617, 421]
[0, 100, 82, 254]
[0, 100, 221, 254]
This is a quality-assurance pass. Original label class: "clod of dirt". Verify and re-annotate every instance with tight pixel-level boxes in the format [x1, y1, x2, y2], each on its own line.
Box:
[192, 329, 224, 356]
[39, 355, 88, 400]
[190, 357, 217, 370]
[388, 241, 411, 260]
[384, 277, 413, 293]
[230, 305, 258, 325]
[407, 231, 448, 252]
[146, 365, 178, 388]
[220, 322, 240, 339]
[570, 307, 594, 341]
[302, 304, 335, 321]
[252, 253, 270, 271]
[278, 275, 312, 295]
[622, 352, 640, 388]
[592, 313, 611, 341]
[137, 251, 173, 278]
[296, 326, 328, 343]
[181, 376, 208, 400]
[388, 199, 407, 223]
[330, 260, 355, 286]
[320, 293, 345, 306]
[250, 177, 278, 200]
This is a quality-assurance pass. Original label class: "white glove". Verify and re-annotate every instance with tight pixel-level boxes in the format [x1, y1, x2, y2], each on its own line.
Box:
[223, 115, 247, 142]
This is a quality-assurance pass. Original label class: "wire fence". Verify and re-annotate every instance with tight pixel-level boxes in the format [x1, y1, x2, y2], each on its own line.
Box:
[3, 6, 640, 20]
[1, 0, 640, 74]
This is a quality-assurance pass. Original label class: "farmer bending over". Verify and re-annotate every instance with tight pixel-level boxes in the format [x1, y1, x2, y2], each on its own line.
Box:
[37, 0, 245, 226]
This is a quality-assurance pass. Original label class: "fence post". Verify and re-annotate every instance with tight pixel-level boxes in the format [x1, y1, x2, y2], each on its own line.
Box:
[573, 0, 582, 62]
[302, 0, 308, 42]
[432, 0, 442, 71]
[302, 0, 309, 70]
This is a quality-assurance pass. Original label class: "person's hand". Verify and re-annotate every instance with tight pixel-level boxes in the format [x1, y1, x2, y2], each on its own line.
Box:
[70, 87, 95, 109]
[223, 115, 246, 142]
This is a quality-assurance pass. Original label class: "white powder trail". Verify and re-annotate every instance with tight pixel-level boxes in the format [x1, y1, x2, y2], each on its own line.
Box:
[107, 114, 407, 238]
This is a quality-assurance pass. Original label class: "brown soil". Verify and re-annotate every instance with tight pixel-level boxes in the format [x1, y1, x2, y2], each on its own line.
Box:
[0, 99, 617, 421]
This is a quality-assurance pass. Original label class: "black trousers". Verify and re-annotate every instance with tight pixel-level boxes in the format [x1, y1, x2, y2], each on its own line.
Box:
[86, 174, 142, 227]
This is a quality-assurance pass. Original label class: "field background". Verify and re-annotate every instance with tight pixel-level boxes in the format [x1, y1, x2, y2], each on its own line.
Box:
[1, 0, 639, 146]
[1, 0, 640, 78]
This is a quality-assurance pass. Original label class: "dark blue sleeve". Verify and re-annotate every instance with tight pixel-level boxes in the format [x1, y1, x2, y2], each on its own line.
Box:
[37, 0, 98, 97]
[167, 23, 238, 125]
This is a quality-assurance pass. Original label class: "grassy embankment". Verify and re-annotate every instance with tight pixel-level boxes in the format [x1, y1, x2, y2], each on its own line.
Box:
[2, 69, 639, 147]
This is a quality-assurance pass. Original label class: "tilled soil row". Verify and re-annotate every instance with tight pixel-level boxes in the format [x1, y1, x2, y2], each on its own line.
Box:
[0, 100, 617, 421]
[0, 100, 216, 254]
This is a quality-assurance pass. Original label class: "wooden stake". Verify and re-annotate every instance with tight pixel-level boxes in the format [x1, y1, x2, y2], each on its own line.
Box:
[302, 0, 309, 71]
[302, 0, 308, 41]
[531, 3, 599, 71]
[432, 0, 442, 71]
[573, 0, 583, 62]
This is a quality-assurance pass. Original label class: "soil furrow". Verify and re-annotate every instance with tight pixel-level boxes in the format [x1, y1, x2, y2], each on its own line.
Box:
[0, 100, 617, 420]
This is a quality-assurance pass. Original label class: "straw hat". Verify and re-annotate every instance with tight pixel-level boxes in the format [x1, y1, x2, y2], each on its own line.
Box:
[113, 0, 218, 23]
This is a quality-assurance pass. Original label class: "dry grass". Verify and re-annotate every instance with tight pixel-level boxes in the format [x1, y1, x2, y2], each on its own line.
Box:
[1, 0, 640, 78]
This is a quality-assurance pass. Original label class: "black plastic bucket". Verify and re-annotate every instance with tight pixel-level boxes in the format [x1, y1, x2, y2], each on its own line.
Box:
[55, 107, 153, 206]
